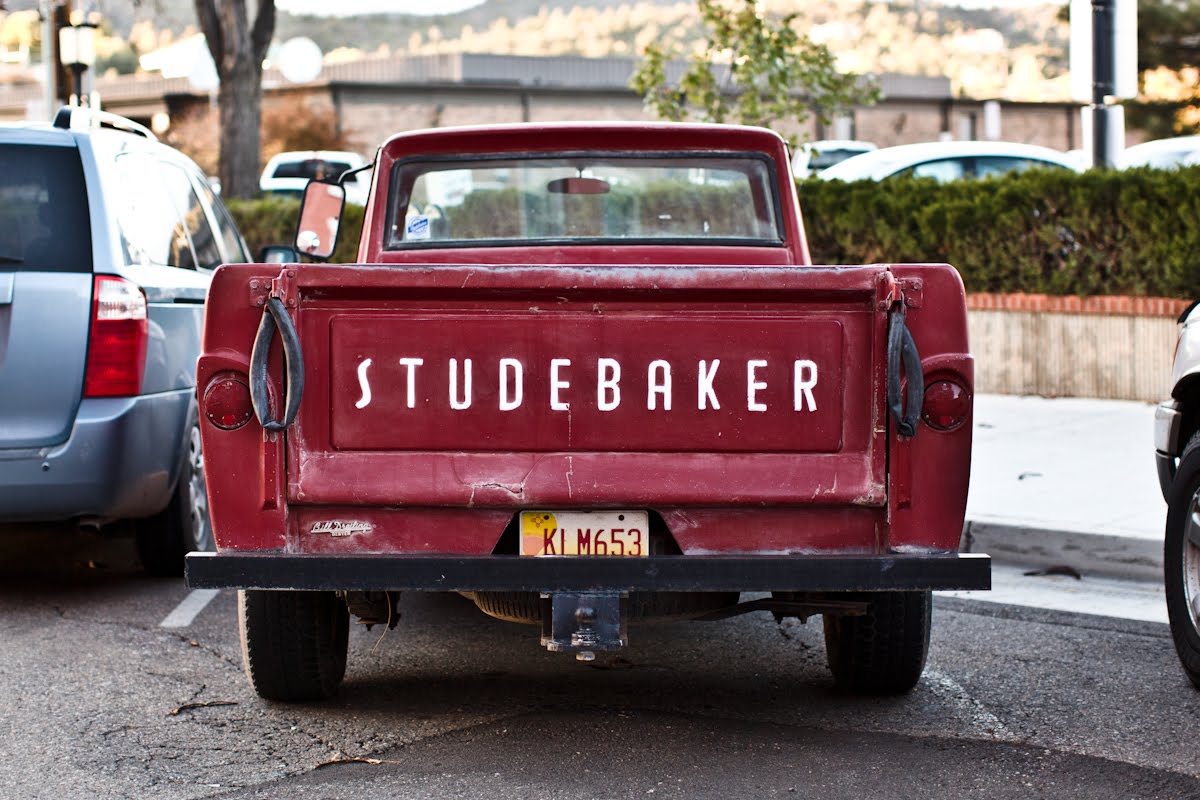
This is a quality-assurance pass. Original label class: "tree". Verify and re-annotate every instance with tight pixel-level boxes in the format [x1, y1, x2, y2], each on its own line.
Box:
[194, 1, 276, 199]
[1124, 0, 1200, 136]
[1138, 0, 1200, 73]
[629, 0, 878, 145]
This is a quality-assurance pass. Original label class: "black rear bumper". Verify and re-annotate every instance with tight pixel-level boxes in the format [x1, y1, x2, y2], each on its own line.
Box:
[186, 552, 991, 593]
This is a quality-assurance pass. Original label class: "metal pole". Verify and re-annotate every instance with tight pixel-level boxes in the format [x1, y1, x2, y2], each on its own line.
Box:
[72, 64, 84, 106]
[1092, 0, 1116, 168]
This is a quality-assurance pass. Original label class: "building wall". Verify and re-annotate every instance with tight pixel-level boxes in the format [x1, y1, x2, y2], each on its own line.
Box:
[329, 83, 1081, 158]
[854, 101, 950, 147]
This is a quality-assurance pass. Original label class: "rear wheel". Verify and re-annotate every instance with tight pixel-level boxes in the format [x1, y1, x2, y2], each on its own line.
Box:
[135, 421, 212, 577]
[1164, 431, 1200, 688]
[823, 590, 931, 694]
[238, 590, 349, 702]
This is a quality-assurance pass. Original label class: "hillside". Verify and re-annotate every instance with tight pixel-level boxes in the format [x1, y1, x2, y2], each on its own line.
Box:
[5, 0, 1071, 100]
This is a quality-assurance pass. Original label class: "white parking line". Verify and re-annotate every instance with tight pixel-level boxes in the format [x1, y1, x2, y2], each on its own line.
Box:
[160, 589, 220, 628]
[923, 669, 1017, 742]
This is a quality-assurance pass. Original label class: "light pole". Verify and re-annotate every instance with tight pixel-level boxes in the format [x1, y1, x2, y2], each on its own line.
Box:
[57, 21, 96, 107]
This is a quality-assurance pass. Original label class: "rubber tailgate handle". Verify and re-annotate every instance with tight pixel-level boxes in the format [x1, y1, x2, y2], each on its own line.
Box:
[250, 296, 304, 432]
[887, 306, 923, 438]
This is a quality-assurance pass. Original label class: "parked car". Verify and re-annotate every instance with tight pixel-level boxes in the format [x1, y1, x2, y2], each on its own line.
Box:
[260, 149, 370, 205]
[792, 139, 876, 178]
[0, 106, 250, 576]
[819, 140, 1080, 182]
[1154, 300, 1200, 688]
[1120, 136, 1200, 170]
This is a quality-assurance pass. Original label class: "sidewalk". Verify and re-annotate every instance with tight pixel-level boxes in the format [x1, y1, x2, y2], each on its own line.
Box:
[965, 394, 1166, 581]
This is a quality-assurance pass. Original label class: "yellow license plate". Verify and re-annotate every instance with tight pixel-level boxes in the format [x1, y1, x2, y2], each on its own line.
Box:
[519, 511, 649, 557]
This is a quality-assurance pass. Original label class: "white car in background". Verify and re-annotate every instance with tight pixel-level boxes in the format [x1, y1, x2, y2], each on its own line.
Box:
[259, 149, 371, 205]
[793, 139, 877, 178]
[1119, 135, 1200, 169]
[819, 140, 1080, 182]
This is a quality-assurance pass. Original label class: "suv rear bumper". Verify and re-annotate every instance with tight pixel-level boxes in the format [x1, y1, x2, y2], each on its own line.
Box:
[0, 390, 191, 524]
[186, 552, 991, 592]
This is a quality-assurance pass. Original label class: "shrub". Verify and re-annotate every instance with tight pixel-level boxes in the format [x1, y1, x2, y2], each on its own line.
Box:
[226, 196, 365, 263]
[800, 166, 1200, 298]
[225, 167, 1200, 299]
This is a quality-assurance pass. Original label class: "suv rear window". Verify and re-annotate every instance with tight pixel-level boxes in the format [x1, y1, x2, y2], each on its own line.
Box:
[387, 153, 783, 249]
[0, 144, 91, 272]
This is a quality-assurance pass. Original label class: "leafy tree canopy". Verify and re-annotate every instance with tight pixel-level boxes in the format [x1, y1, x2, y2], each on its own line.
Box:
[1138, 0, 1200, 72]
[629, 0, 878, 146]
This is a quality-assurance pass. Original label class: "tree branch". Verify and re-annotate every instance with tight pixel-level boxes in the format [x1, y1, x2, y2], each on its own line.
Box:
[251, 0, 277, 64]
[193, 0, 225, 78]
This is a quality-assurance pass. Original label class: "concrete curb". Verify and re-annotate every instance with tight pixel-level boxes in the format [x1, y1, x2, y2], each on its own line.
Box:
[961, 520, 1163, 583]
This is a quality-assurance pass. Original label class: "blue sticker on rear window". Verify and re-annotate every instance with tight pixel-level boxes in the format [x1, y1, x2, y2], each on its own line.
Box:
[406, 215, 430, 240]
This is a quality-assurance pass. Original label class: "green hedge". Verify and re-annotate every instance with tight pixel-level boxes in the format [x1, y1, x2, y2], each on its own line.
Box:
[801, 166, 1200, 298]
[226, 196, 365, 264]
[227, 167, 1200, 298]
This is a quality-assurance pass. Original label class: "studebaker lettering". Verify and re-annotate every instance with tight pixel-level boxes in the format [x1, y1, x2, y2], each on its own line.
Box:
[353, 356, 820, 413]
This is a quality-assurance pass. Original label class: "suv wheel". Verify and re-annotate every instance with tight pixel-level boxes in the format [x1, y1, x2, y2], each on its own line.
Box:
[135, 420, 212, 577]
[1165, 431, 1200, 688]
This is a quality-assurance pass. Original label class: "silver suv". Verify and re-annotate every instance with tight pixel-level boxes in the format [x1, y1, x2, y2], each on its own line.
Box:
[0, 107, 249, 575]
[1155, 301, 1200, 688]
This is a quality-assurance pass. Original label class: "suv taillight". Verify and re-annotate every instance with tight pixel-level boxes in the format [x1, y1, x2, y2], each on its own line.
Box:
[84, 275, 148, 397]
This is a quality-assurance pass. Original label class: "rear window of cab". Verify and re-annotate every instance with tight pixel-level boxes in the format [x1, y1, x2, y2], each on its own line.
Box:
[386, 153, 784, 250]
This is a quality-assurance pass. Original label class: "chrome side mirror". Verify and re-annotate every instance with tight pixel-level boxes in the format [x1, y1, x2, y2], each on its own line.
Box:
[294, 180, 346, 261]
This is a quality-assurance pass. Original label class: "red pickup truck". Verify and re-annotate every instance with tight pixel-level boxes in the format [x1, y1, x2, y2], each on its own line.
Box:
[187, 122, 987, 701]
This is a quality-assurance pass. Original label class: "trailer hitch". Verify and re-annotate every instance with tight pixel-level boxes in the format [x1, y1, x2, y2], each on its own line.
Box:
[887, 304, 924, 438]
[541, 592, 627, 661]
[250, 294, 305, 432]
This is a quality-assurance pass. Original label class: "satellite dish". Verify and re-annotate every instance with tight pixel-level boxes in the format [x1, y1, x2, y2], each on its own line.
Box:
[277, 37, 324, 84]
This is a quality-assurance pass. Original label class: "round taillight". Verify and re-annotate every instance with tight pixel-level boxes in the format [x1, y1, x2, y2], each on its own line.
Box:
[921, 380, 970, 432]
[203, 376, 254, 431]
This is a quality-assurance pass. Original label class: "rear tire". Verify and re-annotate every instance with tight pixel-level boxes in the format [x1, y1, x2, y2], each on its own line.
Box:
[823, 590, 931, 694]
[239, 590, 349, 702]
[1164, 431, 1200, 688]
[135, 421, 212, 577]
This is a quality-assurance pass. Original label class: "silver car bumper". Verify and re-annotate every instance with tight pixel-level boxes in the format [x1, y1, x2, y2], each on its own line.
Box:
[1156, 400, 1183, 501]
[0, 390, 191, 525]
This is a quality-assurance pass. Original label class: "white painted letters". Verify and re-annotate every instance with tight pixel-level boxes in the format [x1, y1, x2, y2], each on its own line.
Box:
[354, 358, 373, 409]
[793, 360, 818, 411]
[550, 358, 572, 411]
[747, 360, 768, 412]
[499, 358, 523, 411]
[647, 360, 672, 411]
[398, 357, 424, 409]
[698, 359, 720, 410]
[449, 358, 472, 410]
[597, 358, 621, 412]
[358, 354, 821, 416]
